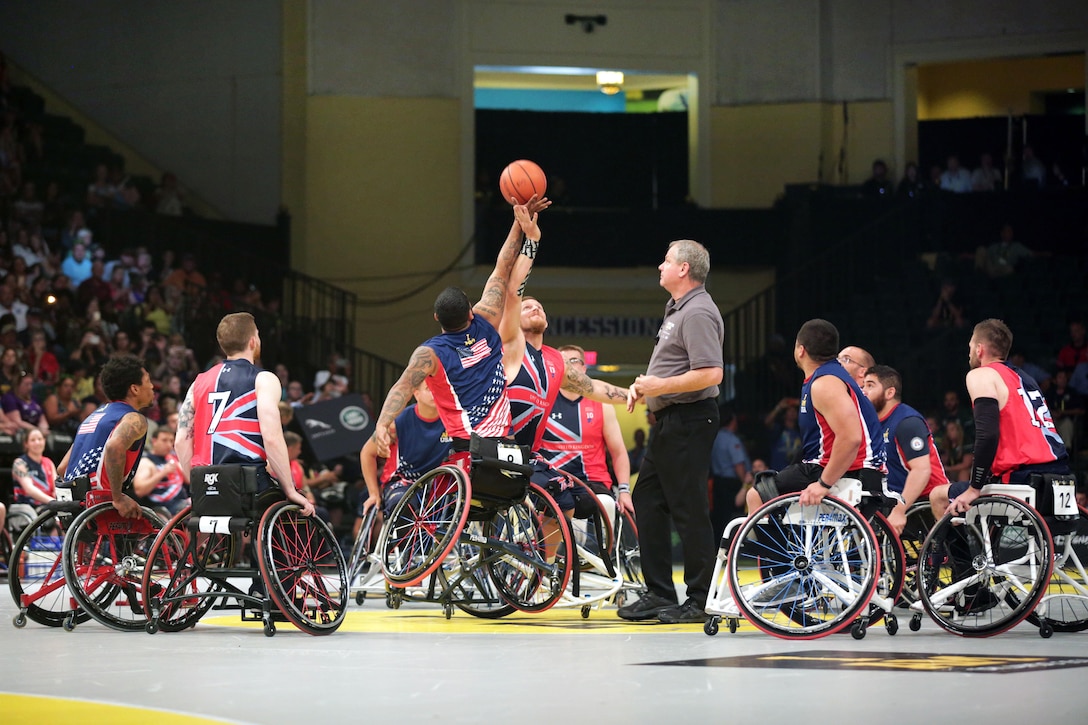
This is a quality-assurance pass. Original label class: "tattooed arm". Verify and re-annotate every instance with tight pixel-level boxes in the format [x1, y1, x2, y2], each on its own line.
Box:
[475, 199, 545, 328]
[174, 385, 196, 477]
[374, 346, 437, 458]
[562, 364, 629, 405]
[103, 411, 148, 518]
[13, 457, 54, 504]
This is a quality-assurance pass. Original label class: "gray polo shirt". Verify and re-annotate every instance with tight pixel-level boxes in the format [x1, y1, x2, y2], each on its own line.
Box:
[645, 285, 724, 413]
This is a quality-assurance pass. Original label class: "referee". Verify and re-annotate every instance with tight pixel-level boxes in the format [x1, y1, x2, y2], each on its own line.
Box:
[619, 239, 724, 624]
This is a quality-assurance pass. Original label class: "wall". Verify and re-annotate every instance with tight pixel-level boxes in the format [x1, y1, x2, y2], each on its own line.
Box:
[0, 0, 283, 224]
[918, 55, 1085, 120]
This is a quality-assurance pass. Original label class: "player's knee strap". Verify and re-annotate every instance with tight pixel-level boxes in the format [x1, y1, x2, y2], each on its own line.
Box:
[753, 470, 779, 503]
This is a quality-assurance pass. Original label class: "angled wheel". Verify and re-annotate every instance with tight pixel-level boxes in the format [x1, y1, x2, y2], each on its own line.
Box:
[8, 507, 89, 627]
[484, 483, 573, 613]
[916, 495, 1052, 637]
[257, 501, 348, 635]
[436, 523, 516, 619]
[347, 506, 384, 604]
[378, 466, 469, 587]
[1028, 506, 1088, 633]
[864, 512, 905, 628]
[727, 493, 880, 639]
[899, 501, 936, 607]
[62, 502, 166, 631]
[141, 507, 239, 631]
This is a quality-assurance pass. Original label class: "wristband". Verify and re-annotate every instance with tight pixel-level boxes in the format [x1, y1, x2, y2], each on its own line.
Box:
[617, 483, 630, 494]
[516, 270, 532, 298]
[969, 465, 990, 490]
[817, 478, 832, 490]
[520, 237, 539, 259]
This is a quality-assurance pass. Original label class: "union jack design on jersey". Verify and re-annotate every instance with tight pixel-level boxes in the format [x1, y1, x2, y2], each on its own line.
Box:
[190, 360, 267, 467]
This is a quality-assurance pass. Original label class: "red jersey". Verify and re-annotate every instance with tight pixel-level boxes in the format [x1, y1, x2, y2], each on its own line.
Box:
[989, 362, 1067, 481]
[189, 359, 266, 467]
[540, 395, 611, 485]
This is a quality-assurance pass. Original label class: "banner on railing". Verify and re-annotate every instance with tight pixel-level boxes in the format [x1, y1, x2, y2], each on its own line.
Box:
[295, 394, 373, 462]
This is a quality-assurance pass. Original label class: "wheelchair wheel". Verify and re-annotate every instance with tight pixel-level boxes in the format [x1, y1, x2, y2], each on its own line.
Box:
[257, 501, 347, 635]
[614, 509, 643, 589]
[1029, 506, 1088, 633]
[347, 506, 380, 604]
[62, 502, 166, 631]
[436, 524, 516, 619]
[379, 465, 469, 587]
[916, 495, 1053, 637]
[569, 477, 616, 570]
[484, 483, 573, 613]
[899, 501, 936, 607]
[1, 526, 12, 573]
[8, 507, 90, 627]
[864, 512, 905, 628]
[142, 507, 239, 631]
[727, 493, 880, 639]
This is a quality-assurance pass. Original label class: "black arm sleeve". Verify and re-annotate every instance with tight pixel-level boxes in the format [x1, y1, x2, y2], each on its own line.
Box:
[970, 397, 999, 489]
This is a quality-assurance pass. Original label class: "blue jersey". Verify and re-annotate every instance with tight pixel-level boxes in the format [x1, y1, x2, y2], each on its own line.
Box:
[383, 404, 450, 484]
[190, 359, 265, 467]
[65, 402, 146, 490]
[423, 316, 511, 439]
[799, 361, 884, 472]
[880, 402, 948, 498]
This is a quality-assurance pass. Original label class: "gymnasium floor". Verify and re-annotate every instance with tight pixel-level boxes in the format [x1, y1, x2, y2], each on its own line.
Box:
[2, 580, 1087, 724]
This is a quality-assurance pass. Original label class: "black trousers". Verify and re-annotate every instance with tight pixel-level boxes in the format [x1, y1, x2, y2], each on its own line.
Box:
[632, 399, 718, 607]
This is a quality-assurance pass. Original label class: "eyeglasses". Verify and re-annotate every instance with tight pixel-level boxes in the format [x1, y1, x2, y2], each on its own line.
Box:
[566, 358, 586, 366]
[837, 355, 855, 367]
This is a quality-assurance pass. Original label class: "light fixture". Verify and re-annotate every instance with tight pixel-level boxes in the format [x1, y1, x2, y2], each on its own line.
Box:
[596, 70, 624, 95]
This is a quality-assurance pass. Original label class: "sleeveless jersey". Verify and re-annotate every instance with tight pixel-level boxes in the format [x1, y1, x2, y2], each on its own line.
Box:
[424, 316, 511, 440]
[989, 362, 1067, 481]
[799, 361, 885, 472]
[144, 452, 187, 504]
[65, 402, 146, 490]
[381, 404, 450, 484]
[539, 395, 611, 485]
[880, 402, 948, 498]
[189, 359, 266, 467]
[13, 453, 57, 505]
[508, 342, 564, 451]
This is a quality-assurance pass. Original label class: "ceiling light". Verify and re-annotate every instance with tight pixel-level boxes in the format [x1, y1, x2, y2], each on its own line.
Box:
[596, 71, 624, 95]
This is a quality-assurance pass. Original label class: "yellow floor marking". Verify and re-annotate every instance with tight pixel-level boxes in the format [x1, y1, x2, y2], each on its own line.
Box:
[0, 693, 239, 725]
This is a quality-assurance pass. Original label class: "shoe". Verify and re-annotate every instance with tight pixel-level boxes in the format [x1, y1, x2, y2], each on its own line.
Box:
[956, 588, 1000, 616]
[658, 599, 710, 624]
[617, 591, 676, 621]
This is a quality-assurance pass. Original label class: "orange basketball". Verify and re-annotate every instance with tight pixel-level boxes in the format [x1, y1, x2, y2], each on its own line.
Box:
[499, 159, 547, 206]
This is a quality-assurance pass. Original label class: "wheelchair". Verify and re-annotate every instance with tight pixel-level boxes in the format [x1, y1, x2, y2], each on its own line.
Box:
[347, 505, 386, 605]
[8, 496, 83, 628]
[141, 465, 348, 637]
[914, 475, 1087, 637]
[705, 474, 898, 639]
[376, 436, 574, 619]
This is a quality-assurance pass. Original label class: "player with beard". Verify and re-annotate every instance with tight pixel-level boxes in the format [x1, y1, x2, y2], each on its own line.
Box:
[932, 319, 1070, 518]
[862, 364, 948, 534]
[175, 312, 313, 515]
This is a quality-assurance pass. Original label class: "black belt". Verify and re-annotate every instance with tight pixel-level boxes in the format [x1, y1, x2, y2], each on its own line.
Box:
[652, 398, 717, 418]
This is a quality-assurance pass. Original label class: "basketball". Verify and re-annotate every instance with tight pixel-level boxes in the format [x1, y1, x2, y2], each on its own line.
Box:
[499, 159, 547, 206]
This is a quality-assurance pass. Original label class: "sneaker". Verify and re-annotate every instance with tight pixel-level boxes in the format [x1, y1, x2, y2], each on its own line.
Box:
[617, 591, 676, 621]
[658, 599, 710, 624]
[956, 588, 1000, 616]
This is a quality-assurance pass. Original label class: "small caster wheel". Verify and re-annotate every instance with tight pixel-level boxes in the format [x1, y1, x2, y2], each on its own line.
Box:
[63, 613, 77, 632]
[263, 619, 276, 637]
[443, 603, 453, 620]
[1039, 621, 1054, 639]
[909, 613, 922, 632]
[704, 615, 720, 636]
[145, 619, 159, 635]
[385, 591, 395, 609]
[728, 618, 738, 634]
[391, 592, 402, 610]
[13, 611, 27, 628]
[851, 621, 866, 640]
[884, 613, 898, 636]
[581, 605, 591, 619]
[355, 591, 366, 606]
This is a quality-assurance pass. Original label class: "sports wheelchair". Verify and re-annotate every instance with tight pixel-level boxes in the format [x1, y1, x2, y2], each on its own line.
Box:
[913, 474, 1088, 637]
[376, 436, 574, 619]
[9, 477, 167, 631]
[705, 473, 904, 639]
[141, 465, 348, 637]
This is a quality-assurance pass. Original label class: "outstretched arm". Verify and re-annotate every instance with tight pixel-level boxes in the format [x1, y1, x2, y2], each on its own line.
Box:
[500, 202, 547, 382]
[475, 198, 547, 329]
[563, 365, 629, 405]
[374, 346, 437, 457]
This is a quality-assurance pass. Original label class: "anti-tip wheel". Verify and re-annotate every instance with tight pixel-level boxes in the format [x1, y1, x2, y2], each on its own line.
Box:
[1039, 621, 1055, 639]
[13, 611, 27, 628]
[581, 605, 591, 619]
[728, 618, 738, 634]
[145, 619, 159, 635]
[851, 621, 867, 640]
[909, 614, 922, 632]
[704, 616, 720, 636]
[443, 603, 453, 620]
[355, 591, 366, 605]
[884, 613, 899, 636]
[263, 620, 276, 637]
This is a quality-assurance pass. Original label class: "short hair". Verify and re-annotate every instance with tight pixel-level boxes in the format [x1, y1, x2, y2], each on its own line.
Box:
[434, 287, 471, 331]
[284, 431, 302, 447]
[796, 319, 839, 363]
[668, 240, 710, 283]
[558, 344, 585, 358]
[155, 427, 175, 438]
[217, 312, 257, 356]
[866, 364, 902, 401]
[974, 318, 1012, 359]
[100, 355, 147, 401]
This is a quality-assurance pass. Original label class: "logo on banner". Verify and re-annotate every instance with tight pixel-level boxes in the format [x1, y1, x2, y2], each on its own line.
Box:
[340, 406, 370, 432]
[305, 419, 334, 431]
